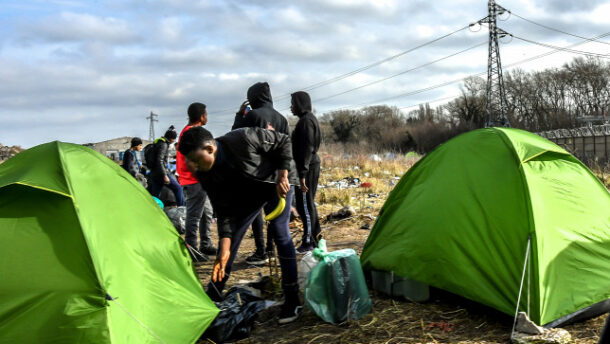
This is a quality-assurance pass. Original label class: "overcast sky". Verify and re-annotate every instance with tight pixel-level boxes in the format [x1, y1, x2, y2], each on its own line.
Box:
[1, 0, 609, 147]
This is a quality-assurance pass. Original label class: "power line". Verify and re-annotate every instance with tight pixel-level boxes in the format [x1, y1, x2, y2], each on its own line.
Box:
[325, 31, 610, 113]
[313, 41, 487, 104]
[277, 41, 486, 112]
[511, 35, 610, 58]
[207, 24, 472, 115]
[509, 11, 610, 46]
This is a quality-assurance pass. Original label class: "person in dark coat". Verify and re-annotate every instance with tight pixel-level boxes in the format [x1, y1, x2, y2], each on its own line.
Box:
[149, 126, 185, 206]
[178, 126, 302, 324]
[290, 91, 322, 252]
[238, 82, 289, 135]
[231, 82, 288, 265]
[122, 137, 143, 177]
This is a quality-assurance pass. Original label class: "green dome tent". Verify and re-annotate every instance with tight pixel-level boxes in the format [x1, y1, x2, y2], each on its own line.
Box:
[361, 127, 610, 326]
[0, 142, 218, 343]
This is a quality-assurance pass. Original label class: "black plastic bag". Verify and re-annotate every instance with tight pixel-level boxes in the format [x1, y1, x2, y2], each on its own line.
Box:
[164, 206, 186, 234]
[201, 287, 266, 343]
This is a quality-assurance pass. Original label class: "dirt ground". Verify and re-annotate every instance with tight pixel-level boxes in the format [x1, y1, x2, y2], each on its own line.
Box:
[194, 155, 607, 344]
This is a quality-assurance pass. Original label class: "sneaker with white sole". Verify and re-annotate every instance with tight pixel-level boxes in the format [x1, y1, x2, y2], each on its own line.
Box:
[278, 303, 303, 324]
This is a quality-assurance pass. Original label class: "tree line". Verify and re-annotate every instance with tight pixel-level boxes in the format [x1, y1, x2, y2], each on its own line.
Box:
[316, 57, 609, 154]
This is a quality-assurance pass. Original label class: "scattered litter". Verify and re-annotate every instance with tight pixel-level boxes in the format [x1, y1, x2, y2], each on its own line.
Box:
[323, 177, 360, 189]
[364, 172, 370, 177]
[360, 223, 370, 230]
[360, 182, 372, 188]
[368, 193, 380, 198]
[326, 206, 356, 221]
[369, 154, 382, 162]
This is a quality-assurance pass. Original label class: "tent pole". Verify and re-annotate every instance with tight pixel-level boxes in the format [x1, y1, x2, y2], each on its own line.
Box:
[511, 235, 531, 339]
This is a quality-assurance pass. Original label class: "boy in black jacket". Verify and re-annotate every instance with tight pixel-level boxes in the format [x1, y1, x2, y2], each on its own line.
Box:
[291, 91, 322, 252]
[149, 127, 184, 206]
[178, 126, 302, 324]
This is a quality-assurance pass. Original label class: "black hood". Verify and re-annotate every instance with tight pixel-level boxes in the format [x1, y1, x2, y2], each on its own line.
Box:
[291, 91, 312, 118]
[247, 82, 273, 109]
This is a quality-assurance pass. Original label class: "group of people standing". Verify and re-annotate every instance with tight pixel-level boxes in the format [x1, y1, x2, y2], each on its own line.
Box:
[122, 81, 322, 324]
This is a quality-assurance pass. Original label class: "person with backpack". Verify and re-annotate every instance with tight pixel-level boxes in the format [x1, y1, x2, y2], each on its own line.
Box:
[177, 103, 216, 259]
[148, 126, 185, 206]
[290, 91, 322, 252]
[178, 126, 302, 324]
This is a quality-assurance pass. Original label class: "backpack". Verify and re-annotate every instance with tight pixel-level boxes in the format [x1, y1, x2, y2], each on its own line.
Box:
[143, 143, 155, 167]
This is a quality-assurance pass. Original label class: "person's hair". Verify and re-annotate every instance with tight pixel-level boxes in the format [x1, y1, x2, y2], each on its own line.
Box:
[178, 126, 215, 156]
[164, 125, 177, 140]
[187, 102, 207, 124]
[130, 137, 143, 147]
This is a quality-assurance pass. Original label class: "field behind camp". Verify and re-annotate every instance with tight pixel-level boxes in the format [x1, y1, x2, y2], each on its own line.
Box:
[195, 151, 609, 344]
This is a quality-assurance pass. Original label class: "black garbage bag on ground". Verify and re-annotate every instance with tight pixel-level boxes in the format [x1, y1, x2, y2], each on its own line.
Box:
[164, 206, 186, 234]
[201, 287, 267, 343]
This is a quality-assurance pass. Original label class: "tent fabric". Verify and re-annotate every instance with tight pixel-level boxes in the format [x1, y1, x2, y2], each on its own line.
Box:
[0, 141, 218, 343]
[360, 127, 610, 326]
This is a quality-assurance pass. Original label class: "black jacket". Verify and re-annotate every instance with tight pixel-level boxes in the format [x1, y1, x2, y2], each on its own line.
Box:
[149, 137, 170, 179]
[291, 92, 321, 178]
[235, 82, 290, 135]
[121, 149, 139, 177]
[195, 127, 298, 239]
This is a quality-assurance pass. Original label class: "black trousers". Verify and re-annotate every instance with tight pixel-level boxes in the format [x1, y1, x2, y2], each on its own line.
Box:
[295, 162, 321, 245]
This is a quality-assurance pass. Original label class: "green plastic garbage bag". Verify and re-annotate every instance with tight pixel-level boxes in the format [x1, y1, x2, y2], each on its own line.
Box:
[304, 240, 372, 324]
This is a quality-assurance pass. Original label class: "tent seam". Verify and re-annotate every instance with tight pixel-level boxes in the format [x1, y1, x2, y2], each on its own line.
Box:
[56, 142, 114, 343]
[0, 182, 73, 199]
[491, 128, 540, 322]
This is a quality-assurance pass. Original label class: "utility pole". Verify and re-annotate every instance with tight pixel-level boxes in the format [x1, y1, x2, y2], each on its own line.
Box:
[479, 0, 510, 127]
[146, 111, 159, 141]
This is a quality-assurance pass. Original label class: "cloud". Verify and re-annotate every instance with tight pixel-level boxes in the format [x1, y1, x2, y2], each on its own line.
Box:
[19, 12, 139, 44]
[1, 0, 608, 147]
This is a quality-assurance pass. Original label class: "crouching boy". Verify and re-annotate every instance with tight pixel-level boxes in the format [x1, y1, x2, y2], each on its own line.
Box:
[178, 126, 302, 324]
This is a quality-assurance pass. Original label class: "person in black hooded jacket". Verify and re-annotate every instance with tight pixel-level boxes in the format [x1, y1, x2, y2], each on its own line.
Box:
[290, 91, 322, 252]
[238, 82, 289, 135]
[232, 82, 290, 264]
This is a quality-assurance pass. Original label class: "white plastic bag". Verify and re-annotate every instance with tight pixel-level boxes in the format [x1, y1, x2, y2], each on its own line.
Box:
[298, 252, 319, 291]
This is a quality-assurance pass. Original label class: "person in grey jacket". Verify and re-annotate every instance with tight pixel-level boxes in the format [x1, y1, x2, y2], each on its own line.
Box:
[122, 137, 143, 177]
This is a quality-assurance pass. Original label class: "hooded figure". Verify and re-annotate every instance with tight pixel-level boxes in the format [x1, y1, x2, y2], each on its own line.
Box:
[290, 91, 322, 252]
[236, 82, 289, 135]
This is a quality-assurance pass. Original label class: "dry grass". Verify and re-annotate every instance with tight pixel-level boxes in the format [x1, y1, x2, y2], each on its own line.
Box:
[195, 152, 608, 344]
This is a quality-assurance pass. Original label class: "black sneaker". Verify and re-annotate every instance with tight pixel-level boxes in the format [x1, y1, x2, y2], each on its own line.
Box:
[245, 252, 269, 266]
[296, 244, 314, 254]
[278, 303, 303, 324]
[200, 245, 217, 256]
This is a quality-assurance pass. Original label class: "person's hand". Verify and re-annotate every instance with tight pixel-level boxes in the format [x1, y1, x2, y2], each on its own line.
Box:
[238, 100, 249, 116]
[212, 238, 231, 282]
[276, 169, 289, 198]
[164, 175, 170, 184]
[300, 177, 308, 193]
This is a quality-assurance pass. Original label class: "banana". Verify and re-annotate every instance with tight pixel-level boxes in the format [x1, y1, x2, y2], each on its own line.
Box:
[264, 197, 286, 221]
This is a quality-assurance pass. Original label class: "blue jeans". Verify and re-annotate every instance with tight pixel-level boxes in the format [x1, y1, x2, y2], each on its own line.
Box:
[207, 187, 297, 300]
[150, 174, 185, 206]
